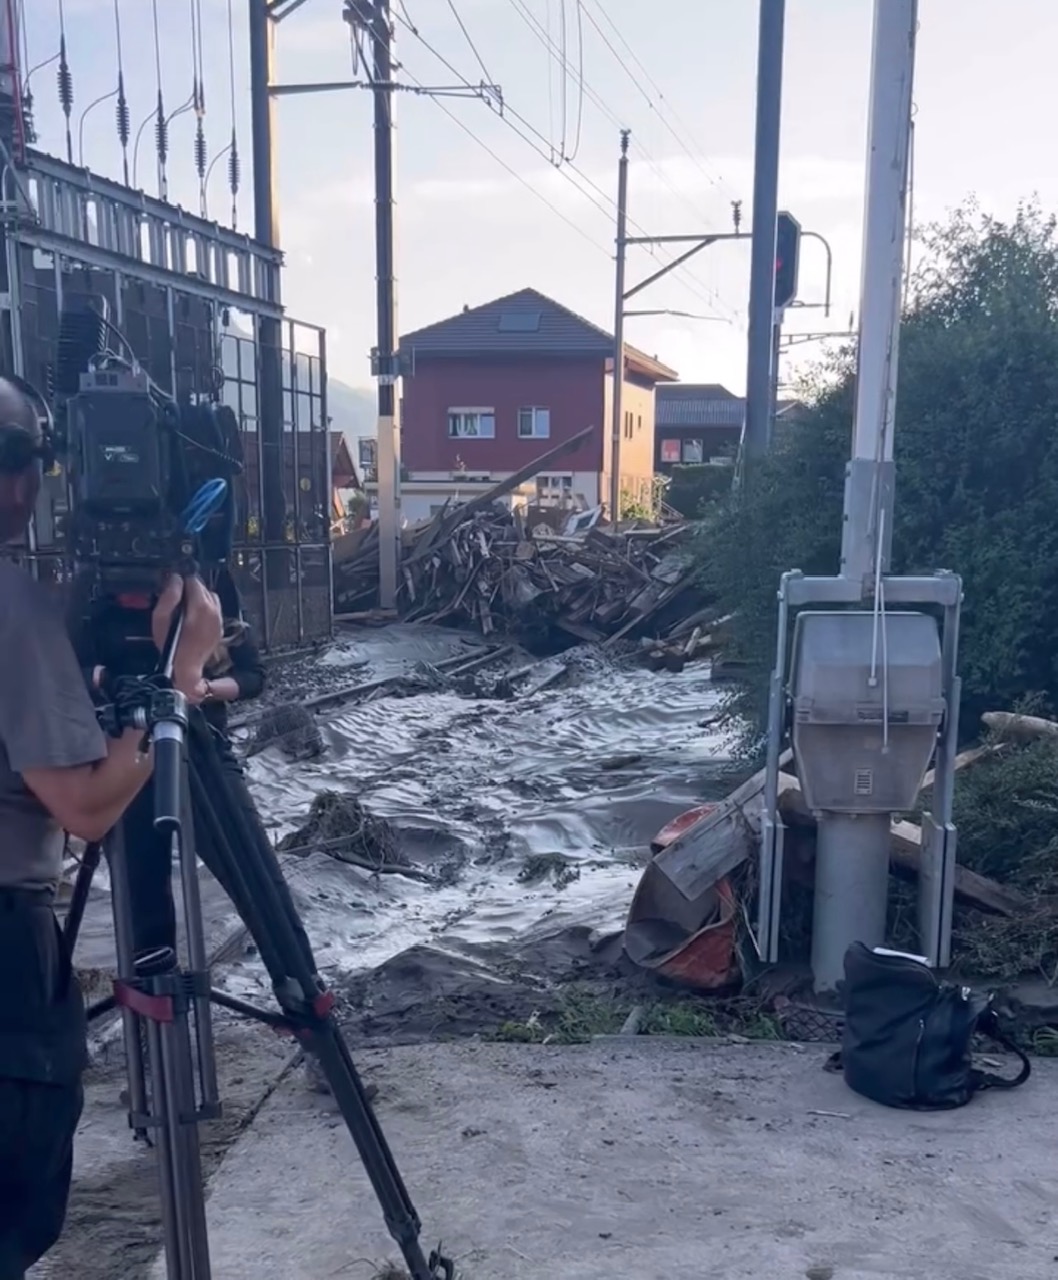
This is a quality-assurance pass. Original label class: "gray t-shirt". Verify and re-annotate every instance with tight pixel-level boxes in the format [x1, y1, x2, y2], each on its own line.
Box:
[0, 560, 107, 894]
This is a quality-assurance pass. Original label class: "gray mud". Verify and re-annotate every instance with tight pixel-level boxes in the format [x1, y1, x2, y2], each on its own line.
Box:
[46, 623, 732, 1278]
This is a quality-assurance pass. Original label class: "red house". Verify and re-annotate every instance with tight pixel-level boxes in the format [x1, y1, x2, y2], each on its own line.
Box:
[396, 288, 677, 519]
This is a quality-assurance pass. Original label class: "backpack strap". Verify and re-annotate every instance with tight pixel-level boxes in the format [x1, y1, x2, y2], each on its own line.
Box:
[971, 1013, 1032, 1093]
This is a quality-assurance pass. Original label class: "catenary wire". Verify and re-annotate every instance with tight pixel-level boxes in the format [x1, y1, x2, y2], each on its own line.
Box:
[396, 3, 736, 318]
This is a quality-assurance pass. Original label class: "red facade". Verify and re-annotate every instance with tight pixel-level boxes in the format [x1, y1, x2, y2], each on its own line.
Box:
[401, 355, 605, 474]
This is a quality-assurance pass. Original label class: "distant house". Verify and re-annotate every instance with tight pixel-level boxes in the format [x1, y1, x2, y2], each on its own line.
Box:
[392, 287, 678, 521]
[655, 383, 803, 473]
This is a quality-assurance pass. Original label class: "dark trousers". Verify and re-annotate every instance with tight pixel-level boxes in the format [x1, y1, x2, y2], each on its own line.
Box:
[0, 1077, 83, 1279]
[0, 894, 86, 1280]
[121, 729, 316, 976]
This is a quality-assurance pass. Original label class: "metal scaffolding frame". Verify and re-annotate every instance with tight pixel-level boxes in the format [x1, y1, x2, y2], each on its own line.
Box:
[0, 148, 333, 651]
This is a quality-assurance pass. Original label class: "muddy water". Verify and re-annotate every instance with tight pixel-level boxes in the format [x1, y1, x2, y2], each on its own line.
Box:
[70, 624, 734, 1002]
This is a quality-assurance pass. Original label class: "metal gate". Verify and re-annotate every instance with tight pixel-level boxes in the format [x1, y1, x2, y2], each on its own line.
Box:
[2, 147, 333, 651]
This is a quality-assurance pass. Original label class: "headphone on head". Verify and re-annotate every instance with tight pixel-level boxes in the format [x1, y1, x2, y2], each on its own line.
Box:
[0, 375, 57, 475]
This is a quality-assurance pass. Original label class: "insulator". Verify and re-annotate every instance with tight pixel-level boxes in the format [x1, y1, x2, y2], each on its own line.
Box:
[155, 95, 168, 166]
[116, 75, 130, 148]
[22, 89, 37, 146]
[57, 40, 74, 117]
[195, 78, 206, 118]
[195, 121, 207, 179]
[228, 137, 240, 196]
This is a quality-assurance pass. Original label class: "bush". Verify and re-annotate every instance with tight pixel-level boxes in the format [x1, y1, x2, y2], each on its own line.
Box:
[699, 204, 1058, 750]
[665, 463, 735, 518]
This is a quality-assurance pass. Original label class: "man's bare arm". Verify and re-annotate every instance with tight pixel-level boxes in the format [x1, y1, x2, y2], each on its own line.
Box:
[21, 730, 153, 844]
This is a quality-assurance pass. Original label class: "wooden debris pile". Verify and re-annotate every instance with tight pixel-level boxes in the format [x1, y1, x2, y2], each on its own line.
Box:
[334, 501, 695, 644]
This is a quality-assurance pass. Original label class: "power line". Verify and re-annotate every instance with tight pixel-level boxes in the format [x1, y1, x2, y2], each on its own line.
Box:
[579, 0, 735, 200]
[392, 9, 619, 226]
[403, 67, 611, 261]
[502, 0, 739, 316]
[444, 0, 493, 84]
[396, 4, 734, 319]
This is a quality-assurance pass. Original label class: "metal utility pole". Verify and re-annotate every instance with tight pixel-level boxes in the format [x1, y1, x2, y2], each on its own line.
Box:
[365, 0, 400, 609]
[248, 0, 288, 595]
[811, 0, 918, 992]
[742, 0, 785, 463]
[839, 0, 916, 586]
[609, 130, 630, 523]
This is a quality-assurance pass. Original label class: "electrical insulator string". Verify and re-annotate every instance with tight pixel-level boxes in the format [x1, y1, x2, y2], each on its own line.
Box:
[191, 0, 208, 212]
[56, 0, 74, 163]
[113, 0, 130, 183]
[151, 0, 168, 198]
[227, 0, 240, 228]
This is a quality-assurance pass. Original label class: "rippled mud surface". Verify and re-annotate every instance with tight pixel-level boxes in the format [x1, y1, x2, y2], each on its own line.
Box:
[47, 625, 735, 1279]
[71, 623, 734, 1006]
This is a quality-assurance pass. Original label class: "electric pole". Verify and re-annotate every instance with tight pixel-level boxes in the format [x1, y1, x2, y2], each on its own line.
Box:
[609, 130, 630, 524]
[248, 0, 289, 613]
[810, 0, 919, 992]
[342, 0, 400, 607]
[743, 0, 786, 463]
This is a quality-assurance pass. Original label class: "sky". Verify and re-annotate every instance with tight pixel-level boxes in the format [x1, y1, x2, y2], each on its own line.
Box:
[19, 0, 1058, 399]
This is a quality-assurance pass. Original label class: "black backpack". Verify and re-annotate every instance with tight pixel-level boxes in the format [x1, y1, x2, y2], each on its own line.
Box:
[827, 942, 1031, 1110]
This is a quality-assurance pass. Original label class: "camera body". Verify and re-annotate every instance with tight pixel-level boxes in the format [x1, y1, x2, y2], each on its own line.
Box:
[55, 333, 243, 675]
[66, 367, 187, 587]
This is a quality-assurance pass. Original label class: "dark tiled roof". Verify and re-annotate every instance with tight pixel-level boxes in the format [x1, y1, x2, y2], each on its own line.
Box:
[399, 287, 677, 381]
[657, 397, 745, 428]
[657, 382, 738, 401]
[400, 288, 614, 357]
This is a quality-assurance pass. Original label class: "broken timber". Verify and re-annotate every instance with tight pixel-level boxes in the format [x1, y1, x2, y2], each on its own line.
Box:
[639, 743, 1022, 931]
[333, 424, 695, 642]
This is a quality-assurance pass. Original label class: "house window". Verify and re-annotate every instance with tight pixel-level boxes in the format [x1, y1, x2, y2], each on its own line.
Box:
[682, 438, 704, 464]
[518, 407, 551, 439]
[637, 414, 642, 433]
[623, 411, 633, 440]
[660, 438, 681, 464]
[448, 408, 495, 438]
[536, 474, 573, 505]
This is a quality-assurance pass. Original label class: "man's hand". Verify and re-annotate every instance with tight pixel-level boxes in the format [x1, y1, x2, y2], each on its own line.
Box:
[151, 575, 223, 699]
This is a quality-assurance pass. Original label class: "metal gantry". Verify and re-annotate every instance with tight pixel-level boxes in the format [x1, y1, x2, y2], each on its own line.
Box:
[1, 146, 333, 651]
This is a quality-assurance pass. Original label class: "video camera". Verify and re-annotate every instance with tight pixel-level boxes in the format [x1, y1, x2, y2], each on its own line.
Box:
[50, 302, 245, 670]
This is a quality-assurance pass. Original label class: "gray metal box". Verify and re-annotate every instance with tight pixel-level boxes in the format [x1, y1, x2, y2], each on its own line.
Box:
[790, 610, 944, 814]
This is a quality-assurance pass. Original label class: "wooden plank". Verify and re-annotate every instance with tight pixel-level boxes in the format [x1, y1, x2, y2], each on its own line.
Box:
[650, 749, 794, 901]
[405, 425, 598, 565]
[982, 711, 1058, 742]
[775, 774, 1029, 917]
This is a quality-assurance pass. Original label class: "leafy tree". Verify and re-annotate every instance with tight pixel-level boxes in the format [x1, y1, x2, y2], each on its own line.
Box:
[701, 204, 1058, 749]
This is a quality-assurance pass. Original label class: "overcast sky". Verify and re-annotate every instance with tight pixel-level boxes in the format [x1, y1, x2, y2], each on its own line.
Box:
[22, 0, 1058, 395]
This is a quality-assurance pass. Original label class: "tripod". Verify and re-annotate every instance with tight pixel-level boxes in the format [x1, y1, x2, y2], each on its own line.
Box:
[64, 605, 454, 1280]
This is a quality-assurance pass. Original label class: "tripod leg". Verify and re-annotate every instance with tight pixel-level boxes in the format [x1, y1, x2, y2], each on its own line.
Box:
[106, 824, 149, 1140]
[186, 725, 453, 1280]
[140, 985, 190, 1280]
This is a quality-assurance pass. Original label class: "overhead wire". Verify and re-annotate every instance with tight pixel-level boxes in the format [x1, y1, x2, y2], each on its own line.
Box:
[392, 9, 619, 227]
[501, 0, 738, 318]
[557, 0, 568, 158]
[579, 0, 735, 200]
[401, 67, 611, 262]
[444, 0, 494, 85]
[566, 0, 584, 163]
[356, 11, 609, 255]
[397, 3, 734, 319]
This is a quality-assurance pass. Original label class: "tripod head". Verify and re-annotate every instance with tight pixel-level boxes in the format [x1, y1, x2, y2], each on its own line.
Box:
[95, 584, 192, 835]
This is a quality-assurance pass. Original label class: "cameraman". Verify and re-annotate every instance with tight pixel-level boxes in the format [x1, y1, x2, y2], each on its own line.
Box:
[0, 377, 222, 1279]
